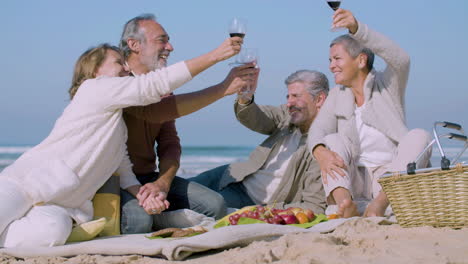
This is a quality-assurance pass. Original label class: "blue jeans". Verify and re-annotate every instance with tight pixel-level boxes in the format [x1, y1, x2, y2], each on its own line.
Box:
[189, 165, 255, 209]
[120, 173, 226, 234]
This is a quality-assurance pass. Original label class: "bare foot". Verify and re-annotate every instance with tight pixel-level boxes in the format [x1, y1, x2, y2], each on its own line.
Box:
[337, 199, 360, 218]
[364, 197, 389, 217]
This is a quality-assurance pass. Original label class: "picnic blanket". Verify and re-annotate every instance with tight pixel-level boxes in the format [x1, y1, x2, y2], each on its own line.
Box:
[0, 215, 395, 261]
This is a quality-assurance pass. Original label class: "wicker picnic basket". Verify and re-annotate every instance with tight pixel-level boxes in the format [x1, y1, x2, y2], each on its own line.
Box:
[379, 121, 468, 228]
[379, 164, 468, 228]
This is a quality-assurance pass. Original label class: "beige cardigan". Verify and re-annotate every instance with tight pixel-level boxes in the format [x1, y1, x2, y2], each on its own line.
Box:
[307, 21, 410, 158]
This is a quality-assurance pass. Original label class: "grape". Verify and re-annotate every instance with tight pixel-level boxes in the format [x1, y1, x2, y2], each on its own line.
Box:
[232, 213, 240, 221]
[240, 212, 248, 218]
[251, 212, 260, 219]
[257, 206, 266, 213]
[273, 215, 285, 225]
[231, 219, 238, 225]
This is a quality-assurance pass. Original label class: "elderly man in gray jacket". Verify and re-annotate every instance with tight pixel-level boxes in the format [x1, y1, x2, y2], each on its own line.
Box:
[190, 70, 329, 215]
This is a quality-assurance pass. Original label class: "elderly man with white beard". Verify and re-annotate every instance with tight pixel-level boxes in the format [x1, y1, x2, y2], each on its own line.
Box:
[118, 14, 257, 234]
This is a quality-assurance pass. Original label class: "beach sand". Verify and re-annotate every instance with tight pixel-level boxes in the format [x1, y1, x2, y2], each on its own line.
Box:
[1, 218, 467, 264]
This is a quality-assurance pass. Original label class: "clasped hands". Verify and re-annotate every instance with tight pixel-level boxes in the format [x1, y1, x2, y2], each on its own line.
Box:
[136, 182, 170, 215]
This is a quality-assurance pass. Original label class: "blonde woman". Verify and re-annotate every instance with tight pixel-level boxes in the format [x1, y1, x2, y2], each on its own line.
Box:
[0, 36, 243, 248]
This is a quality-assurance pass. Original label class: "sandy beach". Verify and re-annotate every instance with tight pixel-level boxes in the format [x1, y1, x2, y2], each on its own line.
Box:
[1, 218, 467, 264]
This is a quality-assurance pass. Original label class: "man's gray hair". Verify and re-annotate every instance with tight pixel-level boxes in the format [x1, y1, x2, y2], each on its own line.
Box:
[330, 35, 375, 71]
[120, 14, 157, 60]
[285, 70, 330, 97]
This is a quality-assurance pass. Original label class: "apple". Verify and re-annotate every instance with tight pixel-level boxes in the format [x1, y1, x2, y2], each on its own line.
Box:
[280, 214, 298, 224]
[273, 214, 285, 225]
[289, 207, 304, 215]
[304, 209, 315, 221]
[295, 212, 309, 224]
[277, 209, 294, 216]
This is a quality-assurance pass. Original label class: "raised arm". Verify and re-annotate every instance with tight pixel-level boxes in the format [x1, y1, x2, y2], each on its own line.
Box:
[79, 37, 243, 112]
[235, 101, 290, 135]
[124, 95, 179, 124]
[233, 68, 287, 135]
[173, 64, 256, 117]
[333, 9, 410, 101]
[123, 64, 256, 123]
[185, 37, 242, 77]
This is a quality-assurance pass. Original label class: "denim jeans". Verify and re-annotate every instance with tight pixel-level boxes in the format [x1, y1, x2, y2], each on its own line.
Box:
[120, 172, 226, 234]
[189, 165, 255, 209]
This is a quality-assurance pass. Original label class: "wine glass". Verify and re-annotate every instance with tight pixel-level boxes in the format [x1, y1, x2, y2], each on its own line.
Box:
[325, 0, 343, 32]
[229, 48, 258, 94]
[230, 48, 257, 66]
[228, 18, 247, 38]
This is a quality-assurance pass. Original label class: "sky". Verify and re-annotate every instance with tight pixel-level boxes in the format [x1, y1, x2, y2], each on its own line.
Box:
[0, 0, 467, 147]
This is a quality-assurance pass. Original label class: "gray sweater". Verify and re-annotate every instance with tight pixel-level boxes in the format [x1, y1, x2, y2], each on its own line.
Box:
[307, 21, 410, 158]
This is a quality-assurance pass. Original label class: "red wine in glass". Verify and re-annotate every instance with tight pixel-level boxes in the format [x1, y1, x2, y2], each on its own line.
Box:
[327, 1, 341, 11]
[228, 18, 246, 39]
[326, 0, 343, 31]
[230, 33, 245, 38]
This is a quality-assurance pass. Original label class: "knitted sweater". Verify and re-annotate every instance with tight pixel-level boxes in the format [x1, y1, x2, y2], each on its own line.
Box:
[0, 62, 192, 220]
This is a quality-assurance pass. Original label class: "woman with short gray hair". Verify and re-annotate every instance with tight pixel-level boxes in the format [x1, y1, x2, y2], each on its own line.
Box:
[307, 9, 431, 218]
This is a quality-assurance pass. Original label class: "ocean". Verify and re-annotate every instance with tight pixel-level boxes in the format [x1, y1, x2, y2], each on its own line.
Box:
[0, 145, 466, 177]
[0, 145, 254, 178]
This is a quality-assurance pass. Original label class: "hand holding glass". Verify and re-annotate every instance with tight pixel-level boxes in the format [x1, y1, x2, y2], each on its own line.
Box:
[325, 0, 344, 32]
[229, 48, 258, 95]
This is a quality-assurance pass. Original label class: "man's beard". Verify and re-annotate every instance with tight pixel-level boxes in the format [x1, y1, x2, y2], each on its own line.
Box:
[149, 59, 166, 71]
[143, 51, 168, 71]
[289, 107, 305, 126]
[151, 51, 169, 70]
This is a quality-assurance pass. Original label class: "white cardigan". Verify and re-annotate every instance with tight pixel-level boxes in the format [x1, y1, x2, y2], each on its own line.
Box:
[0, 62, 192, 221]
[307, 21, 410, 158]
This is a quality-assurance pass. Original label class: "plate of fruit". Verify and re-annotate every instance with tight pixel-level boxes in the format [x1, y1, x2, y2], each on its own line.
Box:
[214, 205, 328, 229]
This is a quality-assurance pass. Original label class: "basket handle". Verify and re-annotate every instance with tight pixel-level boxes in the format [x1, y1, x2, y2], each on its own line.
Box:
[433, 122, 466, 170]
[438, 121, 463, 131]
[407, 121, 466, 174]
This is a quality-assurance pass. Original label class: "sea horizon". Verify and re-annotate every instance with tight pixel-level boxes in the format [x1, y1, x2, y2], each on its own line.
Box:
[0, 145, 255, 178]
[1, 144, 467, 177]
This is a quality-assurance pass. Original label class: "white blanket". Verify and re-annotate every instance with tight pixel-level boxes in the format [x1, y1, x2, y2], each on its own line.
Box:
[0, 217, 394, 261]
